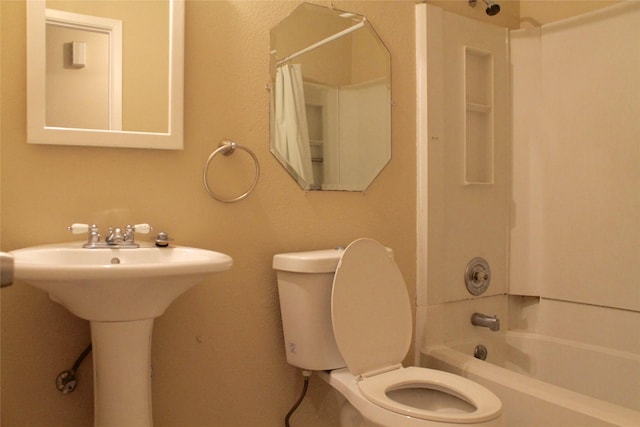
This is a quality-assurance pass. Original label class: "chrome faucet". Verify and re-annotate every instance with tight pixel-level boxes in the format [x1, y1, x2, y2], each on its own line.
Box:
[105, 226, 126, 245]
[471, 312, 500, 332]
[69, 223, 152, 249]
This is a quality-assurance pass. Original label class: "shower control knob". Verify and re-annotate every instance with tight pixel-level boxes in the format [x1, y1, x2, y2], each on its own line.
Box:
[472, 270, 489, 282]
[464, 257, 491, 296]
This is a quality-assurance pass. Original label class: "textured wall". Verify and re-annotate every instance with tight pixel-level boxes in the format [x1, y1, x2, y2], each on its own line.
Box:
[0, 1, 416, 425]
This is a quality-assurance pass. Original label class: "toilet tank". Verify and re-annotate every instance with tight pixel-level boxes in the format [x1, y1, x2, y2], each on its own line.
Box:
[273, 249, 346, 371]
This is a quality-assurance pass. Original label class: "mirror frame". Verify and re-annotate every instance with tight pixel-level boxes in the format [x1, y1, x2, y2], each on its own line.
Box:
[27, 0, 184, 150]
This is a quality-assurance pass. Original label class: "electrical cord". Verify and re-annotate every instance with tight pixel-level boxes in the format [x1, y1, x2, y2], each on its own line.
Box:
[284, 370, 312, 427]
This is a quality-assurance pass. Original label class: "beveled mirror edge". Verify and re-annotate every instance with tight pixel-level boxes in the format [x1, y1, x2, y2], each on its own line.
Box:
[26, 0, 185, 150]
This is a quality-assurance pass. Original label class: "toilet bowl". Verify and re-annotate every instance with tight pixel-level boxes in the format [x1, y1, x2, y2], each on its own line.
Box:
[273, 238, 504, 427]
[321, 368, 503, 427]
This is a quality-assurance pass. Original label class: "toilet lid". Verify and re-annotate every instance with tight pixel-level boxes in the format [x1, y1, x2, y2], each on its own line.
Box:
[331, 238, 412, 377]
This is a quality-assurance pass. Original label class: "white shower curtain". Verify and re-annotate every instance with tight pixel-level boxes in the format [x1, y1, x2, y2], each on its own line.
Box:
[274, 63, 314, 185]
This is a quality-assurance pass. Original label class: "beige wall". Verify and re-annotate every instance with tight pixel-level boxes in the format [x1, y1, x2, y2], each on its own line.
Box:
[0, 1, 416, 426]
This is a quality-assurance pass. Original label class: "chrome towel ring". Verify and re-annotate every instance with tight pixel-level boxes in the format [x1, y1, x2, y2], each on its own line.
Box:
[203, 140, 260, 203]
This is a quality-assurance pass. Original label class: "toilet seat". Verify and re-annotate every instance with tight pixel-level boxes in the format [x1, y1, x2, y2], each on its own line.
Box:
[332, 238, 502, 423]
[358, 366, 502, 422]
[332, 239, 412, 377]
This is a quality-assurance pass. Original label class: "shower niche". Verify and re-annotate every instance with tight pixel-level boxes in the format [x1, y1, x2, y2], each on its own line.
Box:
[464, 47, 494, 184]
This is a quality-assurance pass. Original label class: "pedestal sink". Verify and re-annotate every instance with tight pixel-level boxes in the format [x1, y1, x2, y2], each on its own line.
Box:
[10, 242, 233, 427]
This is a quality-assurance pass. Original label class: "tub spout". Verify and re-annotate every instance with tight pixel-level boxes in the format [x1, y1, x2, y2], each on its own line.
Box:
[471, 312, 500, 331]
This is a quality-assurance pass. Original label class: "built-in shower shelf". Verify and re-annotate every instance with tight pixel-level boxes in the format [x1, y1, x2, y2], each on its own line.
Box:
[464, 46, 494, 185]
[466, 102, 491, 113]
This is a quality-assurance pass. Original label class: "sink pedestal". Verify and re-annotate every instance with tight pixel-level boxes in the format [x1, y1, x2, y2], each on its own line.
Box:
[91, 320, 154, 427]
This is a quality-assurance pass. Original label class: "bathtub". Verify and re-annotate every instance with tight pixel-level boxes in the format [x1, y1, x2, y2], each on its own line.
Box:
[422, 331, 640, 427]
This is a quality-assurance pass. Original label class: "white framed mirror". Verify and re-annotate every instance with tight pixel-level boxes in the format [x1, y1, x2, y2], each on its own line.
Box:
[270, 3, 391, 191]
[27, 0, 184, 150]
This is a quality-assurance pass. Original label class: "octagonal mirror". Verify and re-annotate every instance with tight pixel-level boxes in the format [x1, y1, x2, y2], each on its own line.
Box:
[270, 3, 391, 191]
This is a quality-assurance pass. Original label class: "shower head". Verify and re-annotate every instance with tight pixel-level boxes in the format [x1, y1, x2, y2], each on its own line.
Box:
[468, 0, 501, 17]
[484, 0, 501, 16]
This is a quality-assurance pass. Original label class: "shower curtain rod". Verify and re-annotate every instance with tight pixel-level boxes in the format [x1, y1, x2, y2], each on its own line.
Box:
[276, 20, 366, 66]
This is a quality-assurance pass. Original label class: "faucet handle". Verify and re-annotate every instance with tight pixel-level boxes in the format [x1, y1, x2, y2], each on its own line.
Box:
[1, 252, 14, 287]
[68, 223, 97, 234]
[132, 224, 153, 234]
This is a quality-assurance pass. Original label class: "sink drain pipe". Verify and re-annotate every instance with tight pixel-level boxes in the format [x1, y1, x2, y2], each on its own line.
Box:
[56, 343, 92, 394]
[284, 370, 311, 427]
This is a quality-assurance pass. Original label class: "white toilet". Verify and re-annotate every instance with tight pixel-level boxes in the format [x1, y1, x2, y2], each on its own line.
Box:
[273, 238, 504, 427]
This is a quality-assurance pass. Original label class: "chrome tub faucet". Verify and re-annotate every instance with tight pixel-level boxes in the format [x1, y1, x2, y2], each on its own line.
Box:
[471, 312, 500, 332]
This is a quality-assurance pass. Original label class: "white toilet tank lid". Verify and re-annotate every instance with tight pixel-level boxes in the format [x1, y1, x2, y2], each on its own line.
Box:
[331, 238, 412, 377]
[272, 248, 344, 273]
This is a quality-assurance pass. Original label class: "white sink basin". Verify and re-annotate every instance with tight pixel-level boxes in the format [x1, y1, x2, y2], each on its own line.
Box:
[11, 242, 233, 321]
[11, 241, 233, 427]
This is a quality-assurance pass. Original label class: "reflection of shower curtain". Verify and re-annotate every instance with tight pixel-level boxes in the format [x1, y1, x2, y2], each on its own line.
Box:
[274, 64, 314, 185]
